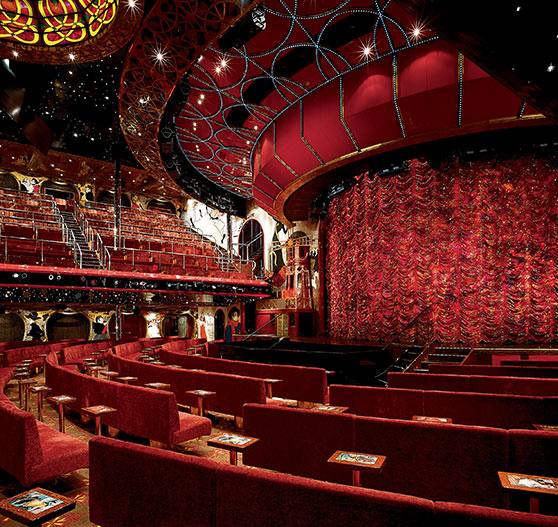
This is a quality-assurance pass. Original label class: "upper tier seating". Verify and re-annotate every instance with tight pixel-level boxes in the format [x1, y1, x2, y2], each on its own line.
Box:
[0, 189, 253, 278]
[89, 435, 558, 527]
[0, 189, 72, 267]
[81, 204, 250, 278]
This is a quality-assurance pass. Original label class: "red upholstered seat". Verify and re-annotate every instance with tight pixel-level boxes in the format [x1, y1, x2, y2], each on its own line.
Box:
[0, 400, 88, 487]
[90, 436, 558, 527]
[174, 412, 214, 444]
[354, 416, 509, 508]
[330, 384, 424, 419]
[45, 356, 211, 446]
[422, 390, 545, 429]
[216, 462, 435, 527]
[89, 437, 217, 527]
[242, 404, 355, 485]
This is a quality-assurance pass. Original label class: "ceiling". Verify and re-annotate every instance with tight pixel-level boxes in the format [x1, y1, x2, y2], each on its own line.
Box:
[395, 0, 558, 124]
[0, 0, 555, 219]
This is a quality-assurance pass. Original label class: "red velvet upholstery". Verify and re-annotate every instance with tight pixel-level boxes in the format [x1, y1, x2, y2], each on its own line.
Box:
[216, 463, 434, 527]
[388, 372, 471, 392]
[329, 384, 423, 419]
[158, 349, 205, 369]
[270, 364, 327, 403]
[160, 338, 207, 354]
[423, 390, 545, 429]
[108, 354, 266, 417]
[434, 502, 558, 526]
[89, 436, 558, 527]
[354, 416, 509, 508]
[242, 404, 355, 484]
[331, 383, 550, 429]
[203, 371, 266, 417]
[470, 376, 558, 396]
[389, 371, 558, 396]
[0, 399, 88, 487]
[159, 349, 328, 403]
[506, 429, 558, 515]
[1, 340, 81, 370]
[229, 360, 274, 379]
[89, 437, 217, 527]
[429, 363, 558, 379]
[45, 356, 211, 445]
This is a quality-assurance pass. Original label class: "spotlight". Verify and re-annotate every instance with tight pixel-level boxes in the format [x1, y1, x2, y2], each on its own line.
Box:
[12, 273, 19, 278]
[48, 274, 54, 280]
[56, 274, 61, 280]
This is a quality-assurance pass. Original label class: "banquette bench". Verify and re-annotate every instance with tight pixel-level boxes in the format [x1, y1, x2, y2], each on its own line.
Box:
[45, 355, 211, 447]
[160, 338, 207, 355]
[159, 348, 328, 404]
[0, 365, 88, 487]
[89, 436, 558, 527]
[329, 384, 557, 429]
[428, 363, 558, 378]
[1, 339, 85, 371]
[388, 372, 558, 396]
[242, 404, 558, 514]
[108, 354, 266, 419]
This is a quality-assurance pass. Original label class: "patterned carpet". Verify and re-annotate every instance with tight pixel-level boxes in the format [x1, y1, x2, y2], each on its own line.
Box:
[0, 370, 246, 527]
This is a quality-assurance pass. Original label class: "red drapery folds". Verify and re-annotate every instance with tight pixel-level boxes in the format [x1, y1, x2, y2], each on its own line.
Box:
[326, 156, 558, 344]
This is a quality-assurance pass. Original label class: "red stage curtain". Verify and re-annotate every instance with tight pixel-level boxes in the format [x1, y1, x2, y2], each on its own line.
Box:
[326, 156, 558, 343]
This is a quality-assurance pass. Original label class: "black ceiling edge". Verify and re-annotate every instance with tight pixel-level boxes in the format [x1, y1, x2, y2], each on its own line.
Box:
[159, 77, 247, 217]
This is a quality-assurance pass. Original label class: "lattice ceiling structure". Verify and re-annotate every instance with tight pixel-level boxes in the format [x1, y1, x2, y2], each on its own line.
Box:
[0, 0, 142, 63]
[0, 0, 118, 46]
[173, 0, 433, 200]
[120, 0, 550, 222]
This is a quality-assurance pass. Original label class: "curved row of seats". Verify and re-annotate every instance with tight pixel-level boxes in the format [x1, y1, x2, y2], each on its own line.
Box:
[89, 436, 558, 527]
[429, 363, 558, 378]
[45, 351, 212, 447]
[0, 338, 85, 369]
[328, 384, 557, 429]
[108, 354, 266, 419]
[242, 403, 558, 515]
[159, 347, 329, 404]
[160, 338, 207, 355]
[388, 371, 558, 396]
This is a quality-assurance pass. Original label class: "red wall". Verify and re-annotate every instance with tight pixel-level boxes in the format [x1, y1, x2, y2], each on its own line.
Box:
[326, 155, 558, 344]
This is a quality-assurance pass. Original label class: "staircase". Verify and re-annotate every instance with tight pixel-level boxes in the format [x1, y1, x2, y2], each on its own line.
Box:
[375, 344, 424, 386]
[60, 211, 102, 269]
[415, 346, 470, 373]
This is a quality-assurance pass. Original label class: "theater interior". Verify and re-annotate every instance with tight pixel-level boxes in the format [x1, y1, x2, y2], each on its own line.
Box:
[0, 0, 557, 525]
